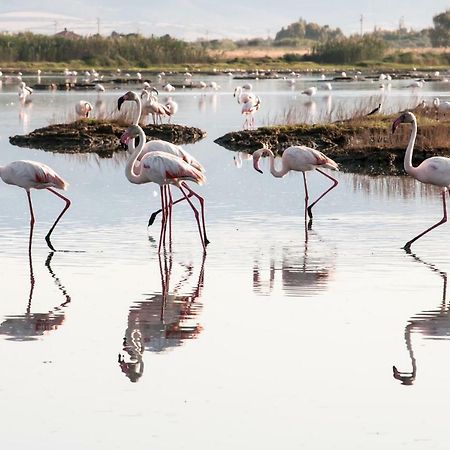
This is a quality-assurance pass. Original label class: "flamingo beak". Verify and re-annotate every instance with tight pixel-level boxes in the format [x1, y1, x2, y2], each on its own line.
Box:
[120, 131, 130, 148]
[117, 96, 125, 111]
[253, 155, 263, 174]
[392, 117, 402, 133]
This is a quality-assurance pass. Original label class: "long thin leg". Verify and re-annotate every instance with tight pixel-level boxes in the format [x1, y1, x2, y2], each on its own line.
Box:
[306, 168, 339, 220]
[177, 184, 206, 252]
[302, 172, 309, 224]
[180, 182, 209, 245]
[45, 188, 71, 252]
[158, 186, 167, 253]
[162, 185, 169, 246]
[404, 189, 448, 251]
[26, 190, 35, 254]
[167, 186, 173, 249]
[148, 191, 194, 226]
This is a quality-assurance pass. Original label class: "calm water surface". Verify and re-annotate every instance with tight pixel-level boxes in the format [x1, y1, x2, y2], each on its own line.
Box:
[2, 72, 450, 449]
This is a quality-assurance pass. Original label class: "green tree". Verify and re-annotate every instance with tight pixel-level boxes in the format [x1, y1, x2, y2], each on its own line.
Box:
[430, 9, 450, 47]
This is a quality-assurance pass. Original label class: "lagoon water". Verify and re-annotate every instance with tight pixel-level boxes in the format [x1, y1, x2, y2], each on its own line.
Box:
[2, 71, 450, 448]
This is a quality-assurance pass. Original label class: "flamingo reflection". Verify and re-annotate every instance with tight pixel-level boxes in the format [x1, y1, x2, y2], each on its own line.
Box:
[253, 229, 334, 297]
[118, 253, 206, 382]
[0, 252, 71, 341]
[393, 251, 449, 385]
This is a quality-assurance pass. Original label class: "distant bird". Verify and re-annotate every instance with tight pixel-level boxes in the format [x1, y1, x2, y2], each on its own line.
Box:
[252, 146, 339, 222]
[323, 82, 332, 91]
[234, 86, 255, 104]
[301, 87, 317, 97]
[0, 160, 70, 251]
[95, 83, 105, 93]
[242, 96, 261, 129]
[75, 101, 93, 118]
[18, 81, 33, 100]
[392, 111, 450, 250]
[163, 83, 175, 92]
[367, 103, 382, 116]
[436, 100, 450, 119]
[406, 79, 425, 89]
[122, 125, 208, 252]
[164, 97, 178, 123]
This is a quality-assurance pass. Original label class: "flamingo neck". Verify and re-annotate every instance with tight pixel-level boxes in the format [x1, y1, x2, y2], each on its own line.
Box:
[267, 151, 289, 178]
[132, 96, 142, 126]
[404, 117, 418, 176]
[125, 128, 147, 184]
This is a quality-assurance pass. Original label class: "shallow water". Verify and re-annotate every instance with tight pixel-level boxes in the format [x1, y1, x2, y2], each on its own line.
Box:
[2, 72, 450, 449]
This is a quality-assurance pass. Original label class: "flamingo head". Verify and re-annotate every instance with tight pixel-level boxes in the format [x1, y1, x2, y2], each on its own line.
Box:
[392, 111, 415, 133]
[252, 147, 272, 174]
[118, 91, 138, 110]
[120, 124, 141, 148]
[84, 102, 93, 118]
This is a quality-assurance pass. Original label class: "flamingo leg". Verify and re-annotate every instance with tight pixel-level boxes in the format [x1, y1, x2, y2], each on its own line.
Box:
[180, 182, 209, 245]
[404, 189, 448, 251]
[177, 184, 206, 252]
[301, 172, 310, 225]
[306, 168, 339, 220]
[147, 191, 194, 226]
[158, 186, 167, 253]
[167, 186, 173, 247]
[26, 190, 35, 254]
[44, 188, 71, 252]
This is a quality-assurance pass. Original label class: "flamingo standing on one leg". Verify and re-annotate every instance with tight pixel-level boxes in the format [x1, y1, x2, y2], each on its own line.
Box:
[252, 146, 339, 225]
[392, 111, 450, 251]
[0, 160, 71, 252]
[121, 126, 207, 252]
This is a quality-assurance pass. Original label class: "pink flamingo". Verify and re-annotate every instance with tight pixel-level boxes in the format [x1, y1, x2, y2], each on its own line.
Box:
[118, 91, 207, 235]
[252, 146, 339, 223]
[121, 125, 207, 252]
[0, 160, 71, 252]
[242, 96, 261, 129]
[393, 111, 450, 250]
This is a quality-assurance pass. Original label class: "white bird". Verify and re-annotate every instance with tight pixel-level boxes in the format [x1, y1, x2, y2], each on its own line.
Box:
[301, 87, 317, 97]
[18, 82, 33, 100]
[163, 83, 175, 92]
[75, 101, 93, 118]
[323, 82, 332, 91]
[252, 146, 339, 222]
[141, 89, 170, 124]
[406, 79, 425, 88]
[242, 96, 261, 129]
[234, 86, 256, 104]
[0, 160, 70, 251]
[95, 83, 105, 93]
[165, 97, 178, 123]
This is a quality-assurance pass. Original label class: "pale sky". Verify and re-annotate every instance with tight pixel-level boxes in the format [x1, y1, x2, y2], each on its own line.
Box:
[0, 1, 448, 40]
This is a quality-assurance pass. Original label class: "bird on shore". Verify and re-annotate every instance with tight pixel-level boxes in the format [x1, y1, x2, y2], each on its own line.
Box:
[367, 103, 382, 116]
[75, 101, 93, 118]
[392, 111, 450, 250]
[164, 97, 178, 123]
[0, 160, 71, 251]
[242, 96, 261, 129]
[121, 125, 208, 252]
[252, 145, 339, 224]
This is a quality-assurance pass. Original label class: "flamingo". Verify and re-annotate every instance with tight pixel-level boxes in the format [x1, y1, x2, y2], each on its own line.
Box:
[95, 83, 105, 93]
[242, 96, 261, 129]
[252, 146, 339, 224]
[121, 125, 207, 252]
[141, 89, 170, 124]
[233, 86, 255, 104]
[0, 160, 71, 252]
[18, 81, 33, 101]
[75, 100, 93, 118]
[301, 87, 317, 97]
[164, 97, 178, 123]
[392, 111, 450, 250]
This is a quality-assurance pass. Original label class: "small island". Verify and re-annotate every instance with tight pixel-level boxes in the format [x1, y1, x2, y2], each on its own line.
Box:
[9, 120, 207, 158]
[214, 112, 450, 175]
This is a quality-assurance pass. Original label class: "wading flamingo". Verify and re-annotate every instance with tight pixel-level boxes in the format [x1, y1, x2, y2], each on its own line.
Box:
[392, 111, 450, 250]
[18, 81, 33, 101]
[75, 100, 93, 118]
[0, 160, 71, 251]
[233, 86, 256, 104]
[121, 125, 207, 252]
[252, 146, 339, 224]
[242, 96, 261, 129]
[118, 92, 206, 229]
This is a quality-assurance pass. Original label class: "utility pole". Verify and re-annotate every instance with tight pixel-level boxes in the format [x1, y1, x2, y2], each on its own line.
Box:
[97, 17, 100, 35]
[360, 14, 364, 36]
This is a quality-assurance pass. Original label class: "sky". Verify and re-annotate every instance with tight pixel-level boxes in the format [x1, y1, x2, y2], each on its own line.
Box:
[0, 1, 448, 41]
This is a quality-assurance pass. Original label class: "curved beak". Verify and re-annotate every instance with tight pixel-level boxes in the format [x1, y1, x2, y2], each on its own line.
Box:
[120, 131, 130, 148]
[117, 96, 125, 111]
[392, 116, 402, 133]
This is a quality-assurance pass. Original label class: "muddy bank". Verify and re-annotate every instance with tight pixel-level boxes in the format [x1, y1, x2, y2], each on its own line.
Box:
[214, 116, 450, 175]
[9, 120, 206, 157]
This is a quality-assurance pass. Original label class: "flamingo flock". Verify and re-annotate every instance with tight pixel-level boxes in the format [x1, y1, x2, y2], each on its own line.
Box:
[4, 70, 450, 256]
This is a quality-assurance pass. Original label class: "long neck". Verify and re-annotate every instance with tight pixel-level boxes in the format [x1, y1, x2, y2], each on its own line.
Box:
[268, 152, 289, 178]
[125, 129, 147, 184]
[132, 97, 142, 126]
[404, 117, 418, 176]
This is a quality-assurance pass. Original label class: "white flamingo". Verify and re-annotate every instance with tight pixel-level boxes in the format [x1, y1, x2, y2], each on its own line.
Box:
[75, 101, 93, 118]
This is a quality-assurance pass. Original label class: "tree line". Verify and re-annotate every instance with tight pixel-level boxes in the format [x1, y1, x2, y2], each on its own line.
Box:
[0, 33, 210, 65]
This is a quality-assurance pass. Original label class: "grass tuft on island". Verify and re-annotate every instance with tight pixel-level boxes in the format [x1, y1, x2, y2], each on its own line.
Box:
[214, 110, 450, 175]
[9, 119, 206, 158]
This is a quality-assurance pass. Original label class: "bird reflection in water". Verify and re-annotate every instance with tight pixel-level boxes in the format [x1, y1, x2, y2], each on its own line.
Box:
[253, 228, 334, 298]
[118, 252, 205, 382]
[393, 251, 449, 385]
[233, 151, 252, 169]
[0, 251, 71, 341]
